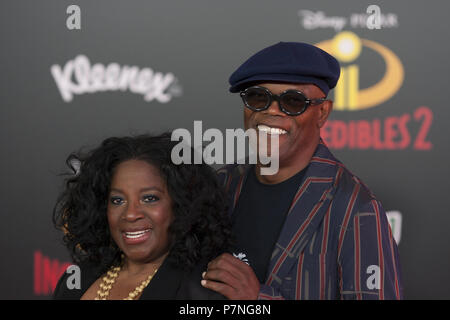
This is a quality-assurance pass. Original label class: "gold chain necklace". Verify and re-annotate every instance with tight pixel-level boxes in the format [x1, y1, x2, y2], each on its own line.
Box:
[95, 264, 158, 300]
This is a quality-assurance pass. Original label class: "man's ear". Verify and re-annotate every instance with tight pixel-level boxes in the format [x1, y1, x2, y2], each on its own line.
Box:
[317, 100, 333, 128]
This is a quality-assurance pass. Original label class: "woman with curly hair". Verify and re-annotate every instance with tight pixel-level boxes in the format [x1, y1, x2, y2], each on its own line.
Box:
[52, 133, 232, 300]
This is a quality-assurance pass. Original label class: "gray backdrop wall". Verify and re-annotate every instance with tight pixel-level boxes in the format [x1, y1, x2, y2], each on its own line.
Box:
[1, 0, 449, 299]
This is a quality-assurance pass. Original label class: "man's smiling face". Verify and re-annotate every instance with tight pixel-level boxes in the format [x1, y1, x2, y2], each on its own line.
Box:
[243, 82, 332, 167]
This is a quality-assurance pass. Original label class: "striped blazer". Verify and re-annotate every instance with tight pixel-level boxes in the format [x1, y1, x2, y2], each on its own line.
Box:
[217, 140, 403, 300]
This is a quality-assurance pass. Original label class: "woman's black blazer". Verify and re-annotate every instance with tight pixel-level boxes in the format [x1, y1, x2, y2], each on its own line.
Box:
[53, 258, 225, 300]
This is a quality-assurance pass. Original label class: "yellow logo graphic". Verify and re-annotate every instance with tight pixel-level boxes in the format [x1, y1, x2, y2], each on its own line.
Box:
[316, 31, 404, 110]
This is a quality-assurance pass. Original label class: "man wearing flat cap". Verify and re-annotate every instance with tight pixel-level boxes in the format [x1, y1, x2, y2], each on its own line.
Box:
[201, 42, 403, 300]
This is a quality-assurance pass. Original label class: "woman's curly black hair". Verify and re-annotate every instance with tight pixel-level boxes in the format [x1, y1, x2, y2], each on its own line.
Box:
[53, 132, 232, 276]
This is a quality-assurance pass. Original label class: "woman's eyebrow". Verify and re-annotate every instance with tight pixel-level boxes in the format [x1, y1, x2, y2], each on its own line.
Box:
[139, 186, 164, 193]
[109, 186, 164, 193]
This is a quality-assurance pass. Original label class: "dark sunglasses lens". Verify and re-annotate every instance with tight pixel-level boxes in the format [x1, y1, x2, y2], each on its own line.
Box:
[280, 91, 307, 114]
[244, 88, 270, 110]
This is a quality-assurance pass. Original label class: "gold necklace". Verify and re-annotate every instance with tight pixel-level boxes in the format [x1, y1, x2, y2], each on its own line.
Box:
[95, 264, 158, 300]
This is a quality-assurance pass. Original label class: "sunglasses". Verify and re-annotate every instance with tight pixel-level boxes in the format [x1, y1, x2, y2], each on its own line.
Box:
[239, 86, 327, 116]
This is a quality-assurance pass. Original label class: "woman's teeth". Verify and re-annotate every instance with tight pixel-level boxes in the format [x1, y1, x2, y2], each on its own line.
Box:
[124, 229, 150, 239]
[257, 124, 287, 135]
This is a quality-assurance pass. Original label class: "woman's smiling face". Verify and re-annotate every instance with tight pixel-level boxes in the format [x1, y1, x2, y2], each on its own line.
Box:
[107, 159, 174, 264]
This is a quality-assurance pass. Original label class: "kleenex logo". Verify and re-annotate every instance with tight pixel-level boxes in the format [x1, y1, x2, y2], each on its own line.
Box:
[51, 55, 181, 103]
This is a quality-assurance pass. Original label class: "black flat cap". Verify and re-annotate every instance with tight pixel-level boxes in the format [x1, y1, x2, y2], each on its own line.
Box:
[229, 42, 340, 96]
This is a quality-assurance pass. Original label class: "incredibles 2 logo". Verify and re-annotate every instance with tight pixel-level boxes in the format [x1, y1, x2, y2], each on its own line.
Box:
[317, 31, 403, 110]
[34, 250, 70, 295]
[316, 31, 432, 150]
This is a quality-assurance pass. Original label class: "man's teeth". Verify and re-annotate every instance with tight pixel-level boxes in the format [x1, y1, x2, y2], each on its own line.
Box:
[257, 124, 287, 134]
[124, 229, 150, 238]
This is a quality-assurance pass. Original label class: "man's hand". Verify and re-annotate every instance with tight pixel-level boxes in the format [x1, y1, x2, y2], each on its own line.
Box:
[201, 253, 260, 300]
